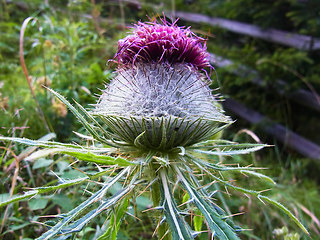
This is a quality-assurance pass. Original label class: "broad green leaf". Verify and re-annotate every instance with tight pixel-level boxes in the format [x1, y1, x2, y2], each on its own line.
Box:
[10, 222, 31, 231]
[0, 193, 10, 202]
[28, 197, 49, 210]
[136, 195, 153, 210]
[61, 169, 87, 180]
[182, 192, 190, 204]
[194, 209, 204, 232]
[52, 194, 74, 211]
[32, 158, 54, 169]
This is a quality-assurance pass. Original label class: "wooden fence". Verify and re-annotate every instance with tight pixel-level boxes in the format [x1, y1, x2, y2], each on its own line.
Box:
[170, 11, 320, 159]
[174, 11, 320, 51]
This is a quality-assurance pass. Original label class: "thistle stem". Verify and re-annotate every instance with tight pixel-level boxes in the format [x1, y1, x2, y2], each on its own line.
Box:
[149, 162, 171, 240]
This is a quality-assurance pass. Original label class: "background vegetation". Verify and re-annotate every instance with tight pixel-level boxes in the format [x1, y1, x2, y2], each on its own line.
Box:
[1, 0, 319, 239]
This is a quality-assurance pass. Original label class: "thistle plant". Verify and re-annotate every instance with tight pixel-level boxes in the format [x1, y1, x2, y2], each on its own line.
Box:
[0, 18, 308, 239]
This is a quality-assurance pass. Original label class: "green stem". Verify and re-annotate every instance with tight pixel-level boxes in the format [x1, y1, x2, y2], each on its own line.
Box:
[149, 162, 171, 240]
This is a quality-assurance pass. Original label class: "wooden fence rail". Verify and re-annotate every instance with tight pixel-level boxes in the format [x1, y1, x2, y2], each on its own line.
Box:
[210, 53, 320, 159]
[173, 11, 320, 51]
[210, 53, 320, 112]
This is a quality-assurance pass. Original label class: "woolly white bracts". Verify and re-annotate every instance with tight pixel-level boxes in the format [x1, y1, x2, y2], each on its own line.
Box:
[96, 63, 228, 122]
[94, 63, 230, 150]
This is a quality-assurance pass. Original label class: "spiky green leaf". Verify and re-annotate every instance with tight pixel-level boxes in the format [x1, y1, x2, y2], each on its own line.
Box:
[36, 168, 131, 240]
[160, 169, 194, 240]
[175, 165, 240, 240]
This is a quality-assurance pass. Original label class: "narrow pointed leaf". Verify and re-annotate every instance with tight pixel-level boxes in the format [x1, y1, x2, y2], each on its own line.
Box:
[36, 167, 130, 240]
[0, 191, 37, 208]
[46, 88, 112, 145]
[175, 166, 239, 240]
[240, 170, 276, 185]
[191, 144, 265, 156]
[189, 156, 309, 236]
[160, 169, 194, 240]
[97, 198, 129, 240]
[0, 178, 89, 208]
[0, 137, 132, 166]
[259, 195, 309, 236]
[60, 150, 135, 166]
[59, 186, 131, 235]
[0, 136, 111, 152]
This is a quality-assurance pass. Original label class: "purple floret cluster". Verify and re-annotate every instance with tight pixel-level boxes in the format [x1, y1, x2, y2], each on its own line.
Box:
[114, 18, 211, 71]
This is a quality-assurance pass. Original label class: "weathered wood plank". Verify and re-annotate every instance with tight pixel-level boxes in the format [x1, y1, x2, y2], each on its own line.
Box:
[210, 53, 320, 112]
[223, 98, 320, 159]
[174, 11, 320, 50]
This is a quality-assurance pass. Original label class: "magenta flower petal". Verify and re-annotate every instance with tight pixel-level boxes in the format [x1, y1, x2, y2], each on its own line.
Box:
[114, 18, 211, 71]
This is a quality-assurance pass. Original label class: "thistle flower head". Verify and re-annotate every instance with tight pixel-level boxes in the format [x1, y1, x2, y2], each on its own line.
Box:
[115, 18, 211, 71]
[95, 18, 231, 151]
